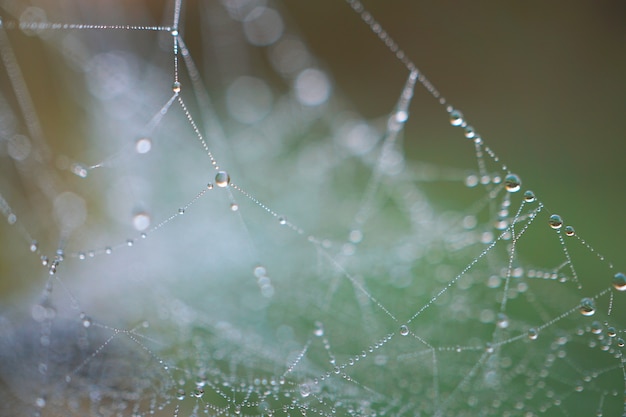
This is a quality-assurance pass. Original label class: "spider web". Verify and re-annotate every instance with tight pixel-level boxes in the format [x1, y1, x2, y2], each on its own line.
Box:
[0, 1, 624, 416]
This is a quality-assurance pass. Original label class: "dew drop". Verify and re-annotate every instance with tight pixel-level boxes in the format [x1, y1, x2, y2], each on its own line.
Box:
[70, 162, 88, 178]
[504, 173, 521, 193]
[82, 316, 92, 328]
[617, 338, 625, 348]
[496, 313, 509, 329]
[230, 203, 239, 212]
[171, 29, 178, 37]
[314, 321, 324, 337]
[176, 389, 185, 401]
[78, 252, 86, 260]
[399, 324, 409, 336]
[564, 225, 575, 237]
[612, 272, 626, 291]
[7, 213, 17, 224]
[172, 81, 181, 93]
[527, 328, 538, 341]
[193, 388, 204, 398]
[299, 383, 311, 398]
[178, 208, 185, 215]
[278, 216, 286, 225]
[607, 327, 616, 337]
[591, 321, 603, 334]
[523, 190, 536, 203]
[126, 239, 134, 247]
[548, 214, 563, 230]
[215, 171, 230, 187]
[464, 125, 475, 139]
[30, 240, 38, 252]
[105, 247, 112, 254]
[35, 397, 46, 408]
[132, 212, 151, 231]
[207, 183, 214, 190]
[449, 109, 464, 127]
[135, 137, 152, 154]
[579, 298, 596, 316]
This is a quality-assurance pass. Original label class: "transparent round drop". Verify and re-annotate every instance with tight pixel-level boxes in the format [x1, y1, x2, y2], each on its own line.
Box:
[564, 226, 575, 237]
[504, 173, 521, 193]
[171, 29, 179, 37]
[81, 316, 92, 328]
[230, 203, 239, 212]
[579, 298, 596, 316]
[464, 125, 475, 139]
[449, 109, 464, 127]
[523, 190, 536, 203]
[496, 313, 509, 329]
[548, 214, 563, 230]
[527, 328, 538, 341]
[612, 272, 626, 291]
[172, 81, 181, 93]
[193, 388, 204, 398]
[7, 213, 16, 224]
[215, 171, 230, 187]
[30, 240, 38, 252]
[132, 212, 151, 231]
[299, 383, 311, 398]
[399, 324, 409, 336]
[176, 389, 185, 401]
[135, 137, 152, 154]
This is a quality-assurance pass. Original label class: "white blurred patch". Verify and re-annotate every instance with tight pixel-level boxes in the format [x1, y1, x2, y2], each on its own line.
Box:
[243, 7, 283, 46]
[226, 76, 273, 124]
[53, 191, 87, 232]
[85, 52, 134, 101]
[336, 120, 379, 156]
[269, 37, 311, 76]
[7, 135, 31, 161]
[294, 68, 331, 107]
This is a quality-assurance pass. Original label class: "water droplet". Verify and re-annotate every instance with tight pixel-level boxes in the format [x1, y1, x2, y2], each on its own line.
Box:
[607, 327, 616, 337]
[178, 208, 185, 215]
[172, 81, 181, 93]
[394, 110, 408, 123]
[105, 247, 112, 254]
[41, 256, 49, 266]
[35, 397, 46, 408]
[176, 389, 185, 401]
[579, 297, 596, 316]
[7, 213, 17, 224]
[135, 137, 152, 154]
[207, 183, 214, 190]
[215, 171, 230, 187]
[82, 316, 92, 328]
[464, 125, 475, 139]
[548, 214, 563, 230]
[299, 383, 311, 398]
[564, 225, 575, 237]
[278, 216, 287, 225]
[523, 190, 536, 203]
[527, 328, 538, 340]
[30, 240, 38, 252]
[449, 109, 464, 127]
[399, 324, 409, 336]
[70, 163, 88, 178]
[126, 239, 134, 247]
[78, 252, 86, 260]
[591, 321, 603, 334]
[496, 313, 509, 329]
[230, 203, 239, 212]
[617, 338, 625, 348]
[193, 388, 204, 398]
[132, 212, 151, 231]
[171, 29, 178, 37]
[504, 173, 521, 193]
[612, 272, 626, 291]
[314, 321, 324, 337]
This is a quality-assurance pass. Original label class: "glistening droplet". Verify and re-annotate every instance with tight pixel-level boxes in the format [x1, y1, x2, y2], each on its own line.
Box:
[399, 325, 409, 336]
[548, 214, 563, 230]
[449, 109, 464, 127]
[215, 171, 230, 187]
[504, 173, 521, 193]
[612, 272, 626, 291]
[579, 298, 596, 316]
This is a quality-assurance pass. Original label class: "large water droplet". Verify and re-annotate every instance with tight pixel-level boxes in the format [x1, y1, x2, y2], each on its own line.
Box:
[523, 190, 536, 203]
[215, 171, 230, 187]
[172, 81, 181, 93]
[314, 321, 324, 337]
[399, 324, 409, 336]
[299, 383, 311, 398]
[548, 214, 563, 230]
[449, 109, 464, 127]
[504, 173, 521, 193]
[612, 272, 626, 291]
[132, 212, 151, 231]
[135, 137, 152, 154]
[579, 298, 596, 316]
[564, 226, 575, 237]
[527, 328, 538, 340]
